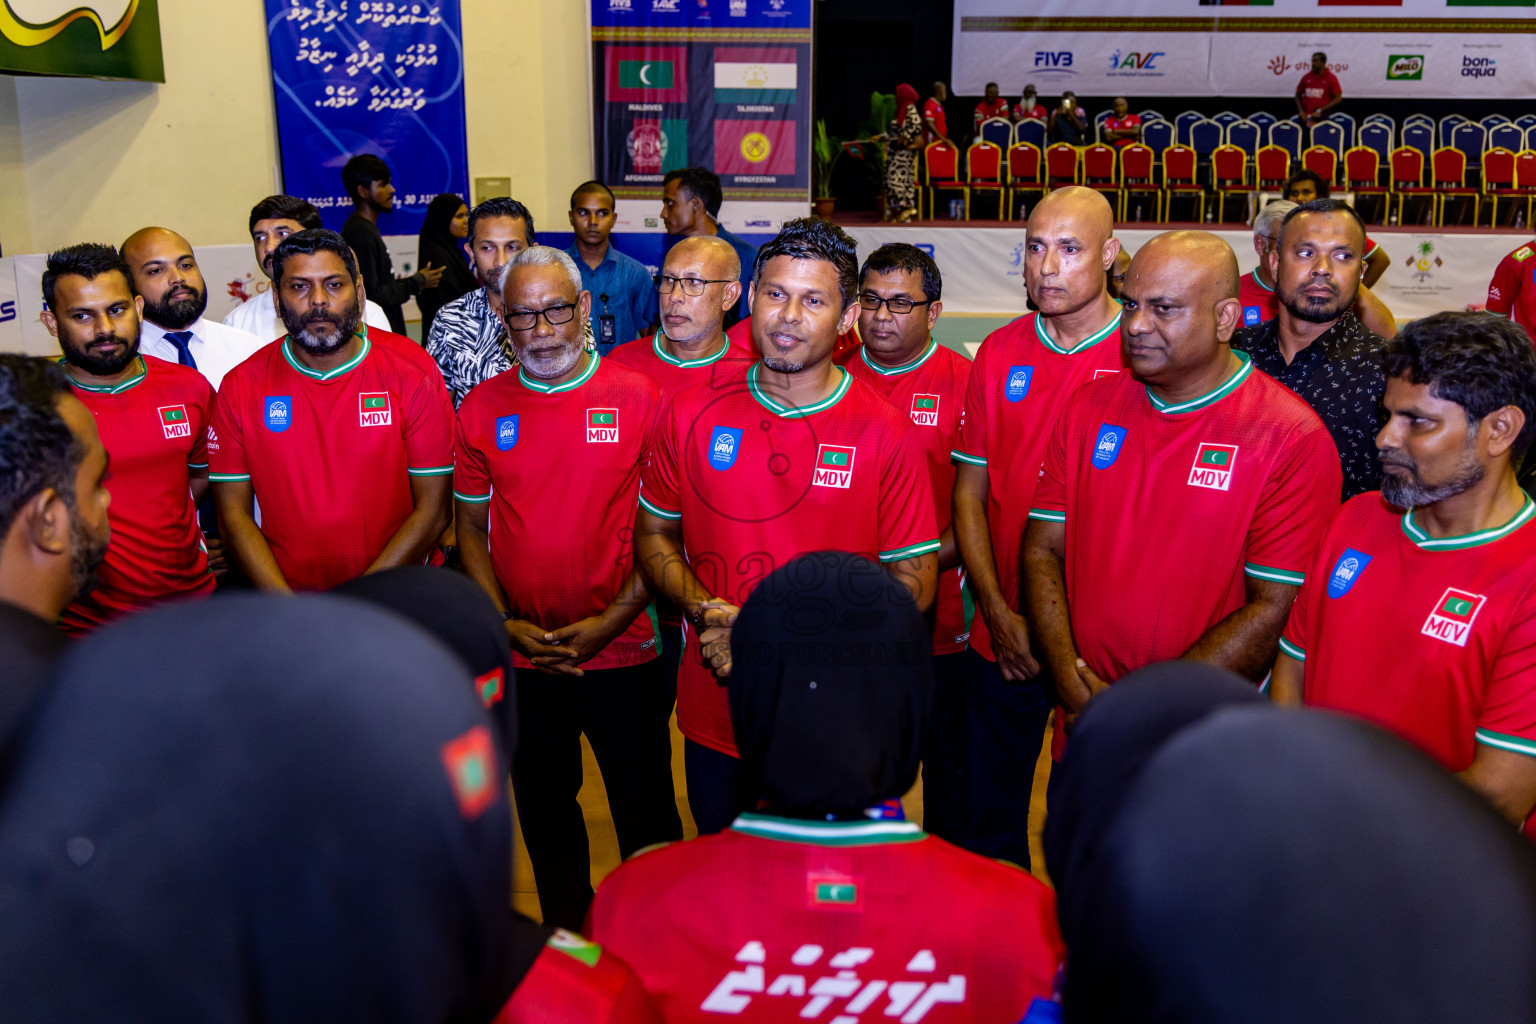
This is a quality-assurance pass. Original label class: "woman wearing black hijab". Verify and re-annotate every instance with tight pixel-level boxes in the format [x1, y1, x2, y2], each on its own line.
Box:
[588, 551, 1063, 1023]
[1047, 661, 1536, 1024]
[0, 594, 659, 1023]
[417, 193, 477, 340]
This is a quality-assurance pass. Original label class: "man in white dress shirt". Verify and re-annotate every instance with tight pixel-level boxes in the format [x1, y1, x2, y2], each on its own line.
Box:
[223, 195, 390, 346]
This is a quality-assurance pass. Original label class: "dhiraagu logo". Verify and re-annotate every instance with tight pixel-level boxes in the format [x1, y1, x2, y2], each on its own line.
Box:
[1387, 55, 1424, 81]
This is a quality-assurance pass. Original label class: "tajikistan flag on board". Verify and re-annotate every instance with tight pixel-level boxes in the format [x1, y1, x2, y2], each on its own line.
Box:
[714, 47, 798, 105]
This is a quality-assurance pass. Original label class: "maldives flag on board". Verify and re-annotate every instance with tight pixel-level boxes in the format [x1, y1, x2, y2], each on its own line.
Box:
[604, 45, 688, 103]
[715, 119, 797, 176]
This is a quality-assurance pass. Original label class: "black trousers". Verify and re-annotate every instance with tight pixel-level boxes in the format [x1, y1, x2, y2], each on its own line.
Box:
[513, 658, 682, 931]
[920, 651, 971, 842]
[684, 737, 746, 836]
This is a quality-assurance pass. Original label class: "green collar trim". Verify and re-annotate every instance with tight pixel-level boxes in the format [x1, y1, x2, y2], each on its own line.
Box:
[747, 362, 852, 418]
[64, 356, 146, 394]
[1401, 493, 1536, 551]
[281, 334, 370, 381]
[1036, 310, 1121, 356]
[730, 812, 926, 846]
[859, 338, 938, 376]
[653, 330, 730, 368]
[519, 351, 599, 393]
[1249, 268, 1276, 293]
[1147, 351, 1253, 415]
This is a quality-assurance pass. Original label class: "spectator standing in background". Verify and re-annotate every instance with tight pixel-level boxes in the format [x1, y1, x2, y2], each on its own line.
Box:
[566, 180, 653, 354]
[1050, 92, 1088, 145]
[1013, 84, 1046, 123]
[923, 81, 949, 143]
[339, 153, 444, 336]
[974, 82, 1010, 132]
[1103, 97, 1142, 148]
[1295, 52, 1343, 129]
[885, 84, 924, 223]
[1283, 171, 1391, 288]
[414, 194, 476, 342]
[660, 168, 756, 328]
[1485, 238, 1536, 342]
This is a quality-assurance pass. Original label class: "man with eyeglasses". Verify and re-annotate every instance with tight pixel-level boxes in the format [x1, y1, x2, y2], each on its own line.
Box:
[566, 181, 653, 356]
[454, 244, 683, 931]
[844, 242, 975, 842]
[1238, 200, 1297, 328]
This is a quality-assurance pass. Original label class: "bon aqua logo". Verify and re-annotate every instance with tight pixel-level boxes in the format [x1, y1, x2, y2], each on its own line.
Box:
[1408, 240, 1444, 283]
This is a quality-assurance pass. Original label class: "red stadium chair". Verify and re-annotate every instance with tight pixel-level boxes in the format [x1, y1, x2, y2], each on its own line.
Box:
[921, 140, 967, 220]
[1045, 142, 1081, 190]
[965, 140, 1006, 220]
[1302, 145, 1338, 187]
[1210, 144, 1253, 223]
[1006, 142, 1046, 218]
[1160, 144, 1204, 221]
[1389, 146, 1433, 225]
[1344, 146, 1389, 224]
[1430, 146, 1479, 225]
[1255, 145, 1292, 192]
[1081, 144, 1121, 214]
[1481, 147, 1536, 227]
[1118, 143, 1159, 221]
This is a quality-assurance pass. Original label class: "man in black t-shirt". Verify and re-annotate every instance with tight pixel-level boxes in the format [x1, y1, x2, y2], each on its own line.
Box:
[338, 154, 444, 334]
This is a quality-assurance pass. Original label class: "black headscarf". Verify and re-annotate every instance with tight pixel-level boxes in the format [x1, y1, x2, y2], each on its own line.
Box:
[0, 594, 531, 1023]
[1049, 663, 1536, 1023]
[416, 193, 477, 336]
[729, 551, 932, 819]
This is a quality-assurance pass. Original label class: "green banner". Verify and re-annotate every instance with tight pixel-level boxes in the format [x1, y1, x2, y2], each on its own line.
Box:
[0, 1, 163, 81]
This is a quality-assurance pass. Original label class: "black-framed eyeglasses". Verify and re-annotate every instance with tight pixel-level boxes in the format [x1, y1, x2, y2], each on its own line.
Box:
[505, 303, 577, 331]
[654, 275, 736, 296]
[858, 294, 934, 315]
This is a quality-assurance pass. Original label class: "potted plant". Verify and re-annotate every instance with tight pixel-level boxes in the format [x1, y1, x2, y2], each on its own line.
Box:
[812, 119, 841, 218]
[854, 90, 894, 218]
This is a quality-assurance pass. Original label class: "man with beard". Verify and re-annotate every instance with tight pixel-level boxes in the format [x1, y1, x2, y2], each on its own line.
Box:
[426, 197, 534, 408]
[224, 196, 391, 344]
[39, 244, 214, 634]
[0, 353, 111, 733]
[339, 154, 444, 336]
[454, 245, 682, 930]
[119, 228, 263, 392]
[1023, 232, 1341, 763]
[635, 217, 939, 835]
[208, 230, 454, 592]
[1273, 312, 1536, 835]
[1233, 199, 1389, 500]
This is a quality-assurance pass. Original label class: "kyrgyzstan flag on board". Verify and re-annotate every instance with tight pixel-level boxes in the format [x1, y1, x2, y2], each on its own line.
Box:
[715, 119, 797, 176]
[604, 45, 688, 103]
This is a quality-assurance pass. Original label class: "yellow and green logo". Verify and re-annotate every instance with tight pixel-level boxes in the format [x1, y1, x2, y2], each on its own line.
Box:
[0, 1, 162, 81]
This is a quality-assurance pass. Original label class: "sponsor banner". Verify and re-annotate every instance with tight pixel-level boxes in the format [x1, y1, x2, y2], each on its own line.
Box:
[593, 0, 809, 29]
[951, 31, 1213, 98]
[264, 0, 469, 236]
[0, 0, 163, 81]
[1208, 34, 1535, 98]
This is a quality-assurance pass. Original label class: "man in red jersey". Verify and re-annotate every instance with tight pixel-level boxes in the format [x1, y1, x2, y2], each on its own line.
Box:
[845, 242, 974, 840]
[1023, 231, 1341, 760]
[1238, 200, 1295, 328]
[455, 245, 682, 930]
[973, 82, 1010, 132]
[1102, 96, 1141, 148]
[923, 81, 949, 144]
[1012, 84, 1045, 124]
[635, 219, 939, 835]
[1295, 51, 1342, 127]
[209, 230, 454, 592]
[37, 244, 214, 633]
[1274, 312, 1536, 834]
[589, 552, 1064, 1024]
[1485, 239, 1536, 342]
[950, 186, 1123, 866]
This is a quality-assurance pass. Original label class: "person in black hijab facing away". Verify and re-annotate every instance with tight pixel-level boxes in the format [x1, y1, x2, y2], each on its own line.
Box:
[0, 594, 659, 1023]
[417, 193, 478, 340]
[1046, 661, 1536, 1024]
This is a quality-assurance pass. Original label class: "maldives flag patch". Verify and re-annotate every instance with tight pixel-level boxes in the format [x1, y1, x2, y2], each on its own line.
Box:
[158, 404, 191, 439]
[1421, 587, 1487, 647]
[441, 725, 498, 819]
[808, 872, 862, 909]
[1188, 442, 1239, 491]
[812, 444, 856, 489]
[910, 393, 940, 426]
[586, 408, 619, 443]
[359, 392, 392, 427]
[475, 666, 505, 707]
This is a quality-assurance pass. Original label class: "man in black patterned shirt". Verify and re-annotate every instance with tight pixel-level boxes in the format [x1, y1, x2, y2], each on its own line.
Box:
[1234, 199, 1388, 499]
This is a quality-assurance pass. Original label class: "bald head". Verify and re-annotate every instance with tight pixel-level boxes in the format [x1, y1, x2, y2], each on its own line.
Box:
[1120, 231, 1243, 388]
[1024, 186, 1120, 317]
[1030, 186, 1115, 244]
[666, 233, 741, 281]
[1133, 230, 1240, 302]
[659, 233, 744, 346]
[119, 227, 207, 331]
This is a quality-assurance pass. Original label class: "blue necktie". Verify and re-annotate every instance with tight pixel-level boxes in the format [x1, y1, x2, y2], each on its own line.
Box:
[163, 330, 197, 370]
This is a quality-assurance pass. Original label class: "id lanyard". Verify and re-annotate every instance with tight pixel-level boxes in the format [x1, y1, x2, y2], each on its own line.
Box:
[597, 292, 617, 351]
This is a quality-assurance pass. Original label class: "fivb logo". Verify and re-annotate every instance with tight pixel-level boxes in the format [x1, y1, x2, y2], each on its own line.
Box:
[709, 425, 743, 470]
[587, 408, 619, 443]
[1188, 443, 1238, 491]
[158, 405, 191, 440]
[813, 444, 856, 489]
[359, 392, 392, 427]
[1422, 587, 1486, 648]
[910, 393, 940, 426]
[1005, 365, 1032, 403]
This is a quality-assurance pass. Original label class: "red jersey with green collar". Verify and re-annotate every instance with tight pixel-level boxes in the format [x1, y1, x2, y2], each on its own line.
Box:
[497, 932, 662, 1024]
[60, 355, 214, 634]
[206, 329, 455, 591]
[846, 340, 973, 655]
[454, 354, 659, 671]
[1282, 492, 1536, 833]
[1030, 354, 1341, 754]
[1486, 241, 1536, 342]
[1238, 269, 1278, 329]
[606, 330, 754, 399]
[587, 813, 1063, 1024]
[951, 310, 1124, 663]
[641, 361, 940, 756]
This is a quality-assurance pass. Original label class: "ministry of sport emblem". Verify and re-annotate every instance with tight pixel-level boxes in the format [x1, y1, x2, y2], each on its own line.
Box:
[264, 395, 292, 433]
[1326, 548, 1372, 599]
[157, 404, 191, 440]
[1421, 587, 1487, 647]
[910, 393, 940, 426]
[1188, 442, 1239, 491]
[813, 444, 856, 489]
[587, 408, 619, 443]
[1091, 424, 1126, 469]
[359, 392, 392, 427]
[709, 425, 742, 470]
[1005, 365, 1032, 403]
[496, 414, 519, 451]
